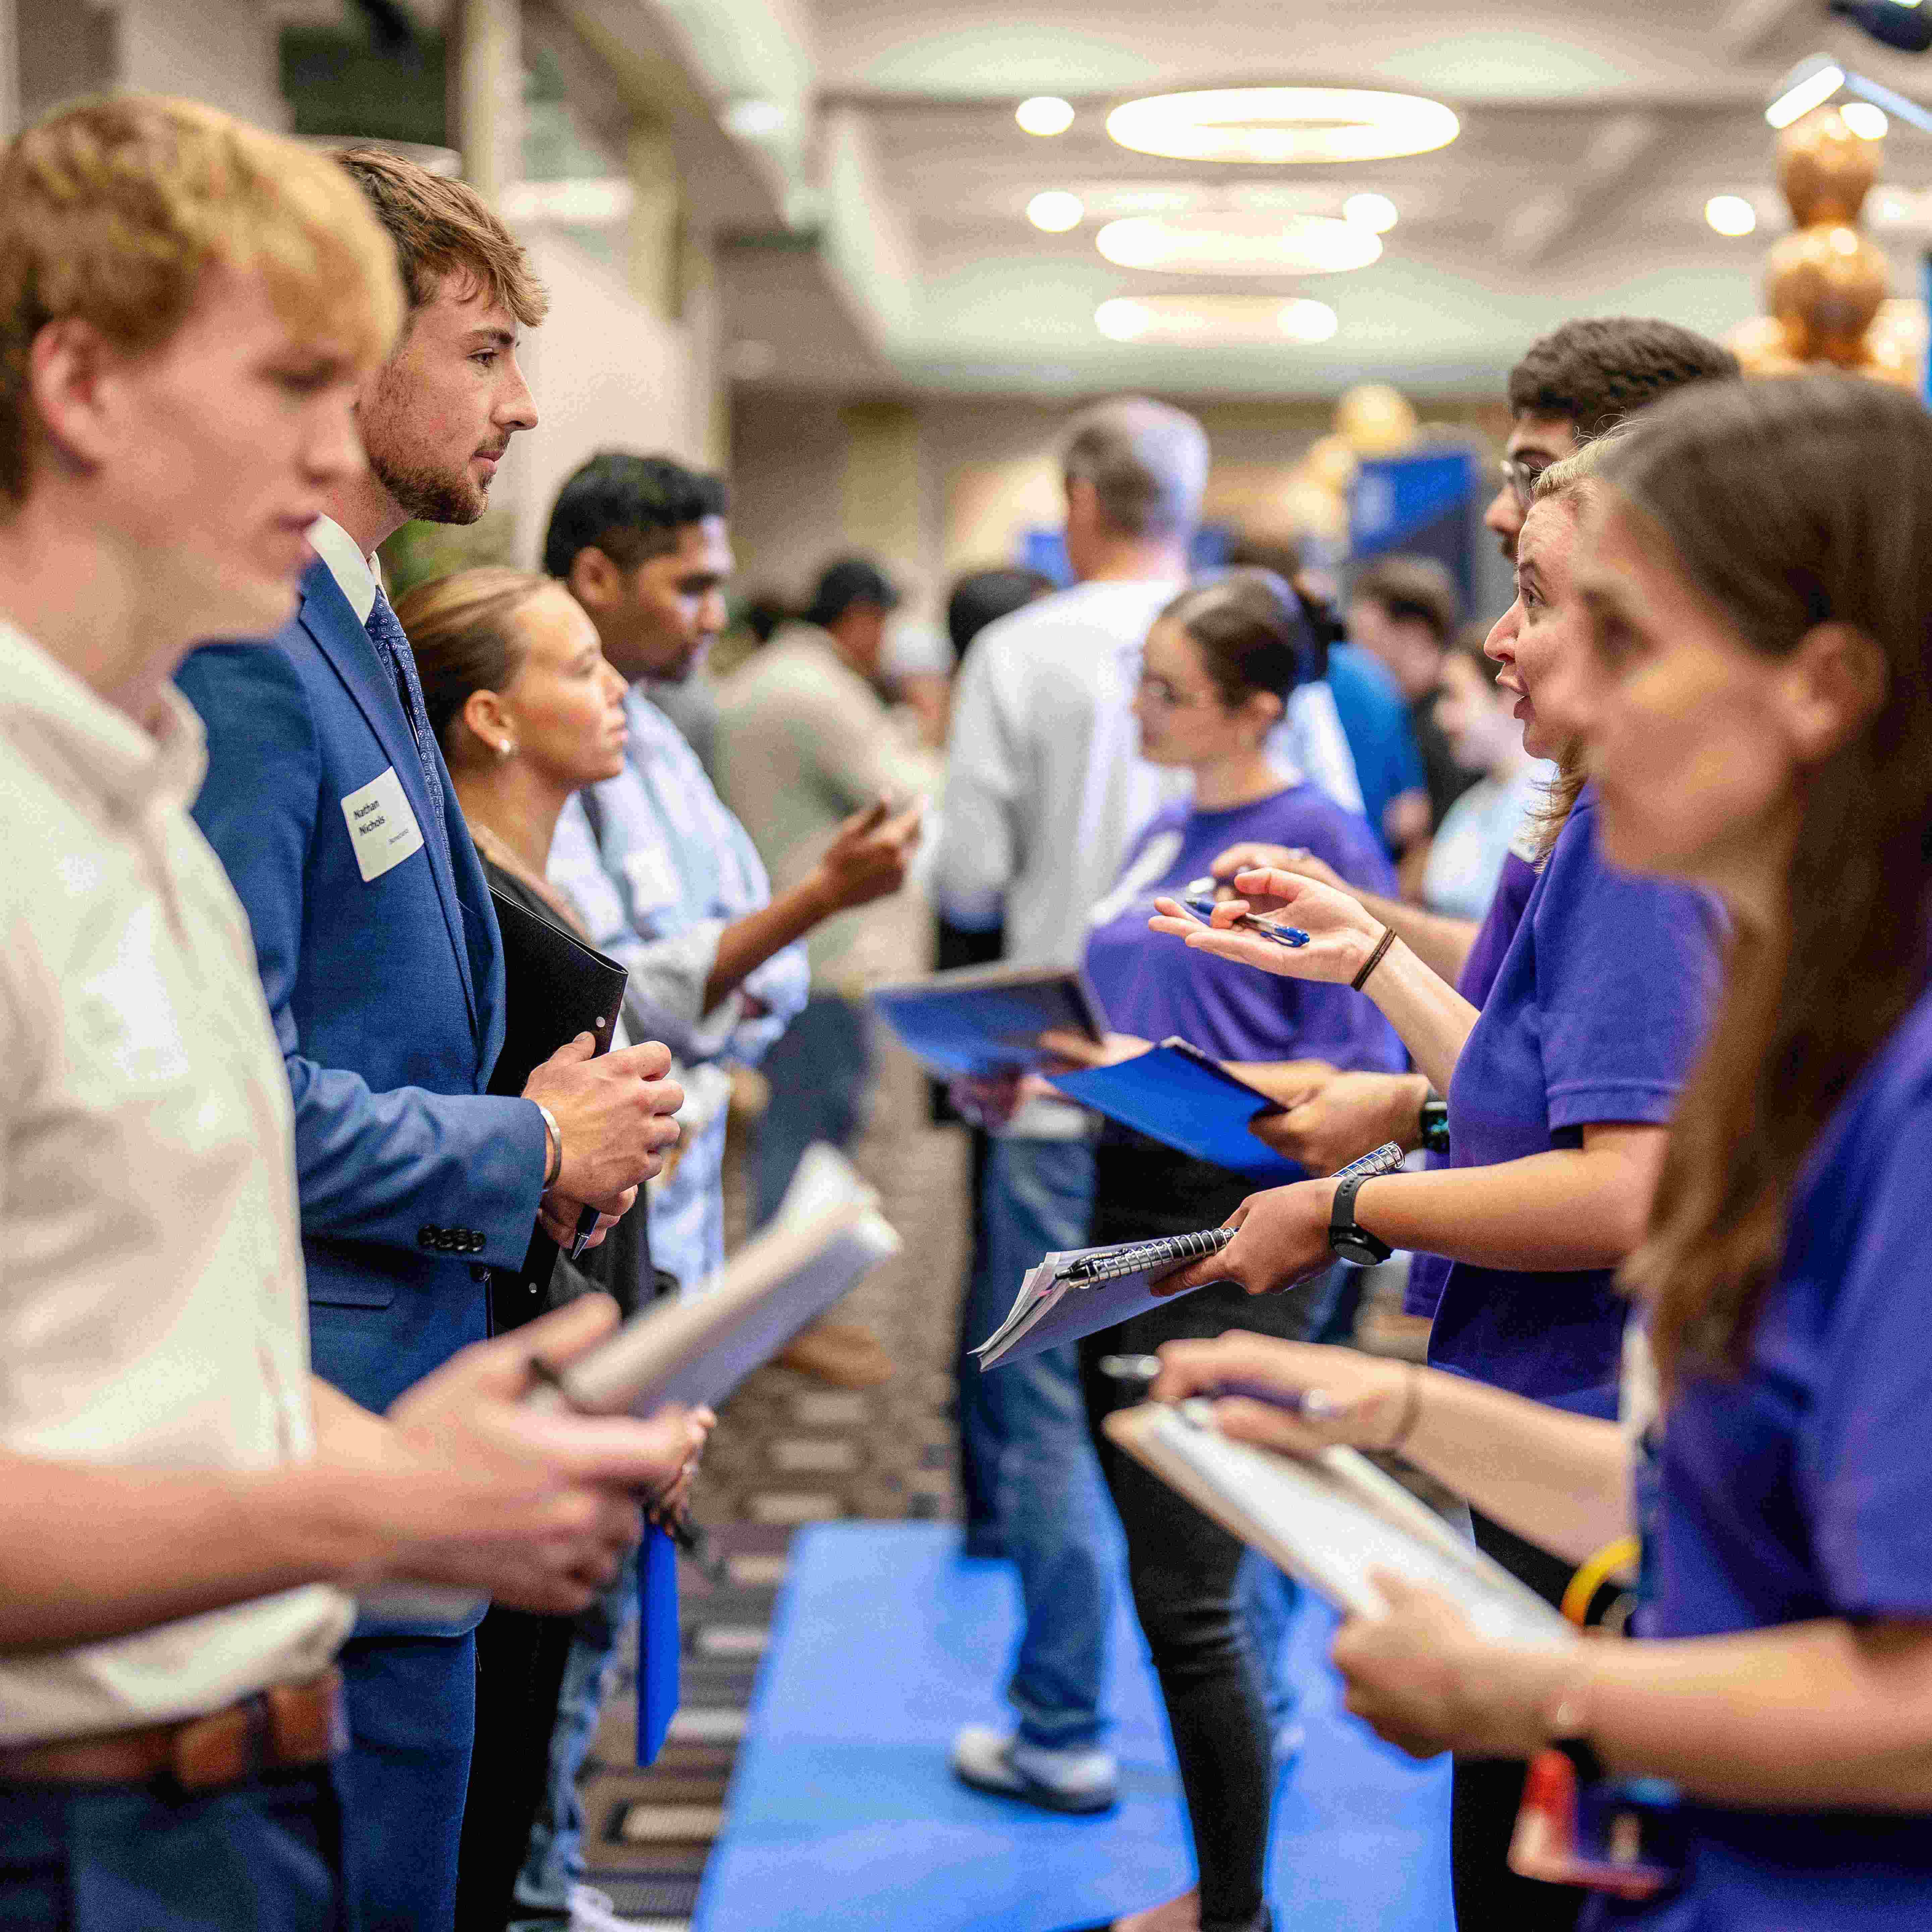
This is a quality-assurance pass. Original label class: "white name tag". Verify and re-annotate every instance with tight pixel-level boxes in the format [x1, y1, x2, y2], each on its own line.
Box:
[341, 765, 426, 882]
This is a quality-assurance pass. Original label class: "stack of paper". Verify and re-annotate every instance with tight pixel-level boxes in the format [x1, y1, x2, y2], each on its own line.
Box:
[1106, 1401, 1575, 1648]
[973, 1227, 1233, 1370]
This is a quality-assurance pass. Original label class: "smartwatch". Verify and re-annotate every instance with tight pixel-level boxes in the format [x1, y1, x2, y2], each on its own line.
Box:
[1419, 1095, 1450, 1157]
[1328, 1173, 1393, 1267]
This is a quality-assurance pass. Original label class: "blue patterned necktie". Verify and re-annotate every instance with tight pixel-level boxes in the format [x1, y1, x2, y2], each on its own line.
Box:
[364, 584, 453, 874]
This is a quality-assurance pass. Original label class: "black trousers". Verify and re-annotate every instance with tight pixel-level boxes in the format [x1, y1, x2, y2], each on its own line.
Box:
[1449, 1513, 1587, 1932]
[454, 1607, 577, 1931]
[1080, 1141, 1330, 1932]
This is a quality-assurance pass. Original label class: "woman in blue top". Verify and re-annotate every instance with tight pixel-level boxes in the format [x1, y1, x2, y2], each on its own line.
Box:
[1044, 571, 1403, 1932]
[1152, 373, 1932, 1932]
[1155, 469, 1723, 1930]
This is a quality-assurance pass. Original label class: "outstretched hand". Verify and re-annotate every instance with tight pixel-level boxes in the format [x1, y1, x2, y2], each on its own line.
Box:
[1209, 841, 1351, 904]
[812, 797, 925, 914]
[1149, 867, 1383, 985]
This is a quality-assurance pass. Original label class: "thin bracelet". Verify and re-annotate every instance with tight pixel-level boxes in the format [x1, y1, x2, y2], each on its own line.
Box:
[1351, 924, 1397, 993]
[1383, 1361, 1423, 1454]
[534, 1102, 562, 1189]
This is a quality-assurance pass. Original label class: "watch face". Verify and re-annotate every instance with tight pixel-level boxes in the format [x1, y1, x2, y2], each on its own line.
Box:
[1333, 1235, 1382, 1267]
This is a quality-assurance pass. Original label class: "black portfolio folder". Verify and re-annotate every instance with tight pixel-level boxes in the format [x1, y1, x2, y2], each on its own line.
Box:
[485, 887, 630, 1329]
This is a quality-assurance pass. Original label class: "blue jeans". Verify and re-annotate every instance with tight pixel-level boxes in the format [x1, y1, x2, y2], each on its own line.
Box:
[962, 1137, 1117, 1750]
[511, 1552, 637, 1927]
[0, 1766, 346, 1931]
[752, 993, 871, 1228]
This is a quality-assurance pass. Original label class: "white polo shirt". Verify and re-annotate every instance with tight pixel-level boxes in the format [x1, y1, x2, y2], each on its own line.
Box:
[0, 619, 352, 1743]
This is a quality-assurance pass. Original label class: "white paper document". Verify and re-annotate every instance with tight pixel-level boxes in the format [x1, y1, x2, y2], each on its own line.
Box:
[1106, 1401, 1576, 1651]
[972, 1228, 1233, 1370]
[561, 1144, 902, 1416]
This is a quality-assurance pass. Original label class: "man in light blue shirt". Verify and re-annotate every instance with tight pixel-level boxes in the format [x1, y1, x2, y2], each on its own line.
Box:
[545, 454, 917, 1294]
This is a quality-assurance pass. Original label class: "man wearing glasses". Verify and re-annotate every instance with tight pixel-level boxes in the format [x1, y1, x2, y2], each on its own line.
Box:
[1209, 316, 1739, 1176]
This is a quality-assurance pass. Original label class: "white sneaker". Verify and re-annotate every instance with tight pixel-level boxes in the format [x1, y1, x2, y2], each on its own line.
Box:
[566, 1883, 686, 1932]
[950, 1723, 1118, 1814]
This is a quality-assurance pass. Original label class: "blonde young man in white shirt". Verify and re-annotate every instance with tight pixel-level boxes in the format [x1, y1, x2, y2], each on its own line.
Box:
[0, 96, 702, 1931]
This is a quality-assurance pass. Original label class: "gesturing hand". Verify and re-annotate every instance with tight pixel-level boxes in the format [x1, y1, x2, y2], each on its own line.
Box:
[524, 1033, 685, 1201]
[1209, 841, 1352, 905]
[1155, 1179, 1338, 1299]
[1148, 868, 1383, 986]
[811, 797, 924, 915]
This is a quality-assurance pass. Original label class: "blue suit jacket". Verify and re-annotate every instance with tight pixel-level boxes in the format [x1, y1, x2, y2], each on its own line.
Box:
[178, 557, 547, 1436]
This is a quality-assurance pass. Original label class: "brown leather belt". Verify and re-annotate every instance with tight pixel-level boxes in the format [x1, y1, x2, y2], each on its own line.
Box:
[0, 1668, 344, 1793]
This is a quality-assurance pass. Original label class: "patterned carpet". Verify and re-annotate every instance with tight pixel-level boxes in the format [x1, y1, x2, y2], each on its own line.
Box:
[576, 1031, 973, 1925]
[572, 1025, 1431, 1926]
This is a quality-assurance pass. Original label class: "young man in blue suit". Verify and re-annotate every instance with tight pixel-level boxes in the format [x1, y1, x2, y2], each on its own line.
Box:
[176, 149, 685, 1932]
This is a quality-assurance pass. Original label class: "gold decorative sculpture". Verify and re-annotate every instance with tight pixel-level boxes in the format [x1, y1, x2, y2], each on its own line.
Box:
[1733, 106, 1917, 388]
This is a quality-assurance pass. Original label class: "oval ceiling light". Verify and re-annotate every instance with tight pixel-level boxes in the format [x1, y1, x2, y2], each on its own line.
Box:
[1106, 88, 1457, 165]
[1344, 192, 1399, 233]
[1016, 96, 1075, 137]
[1841, 101, 1890, 140]
[1096, 295, 1339, 345]
[1705, 194, 1758, 237]
[1027, 190, 1085, 231]
[1095, 211, 1382, 275]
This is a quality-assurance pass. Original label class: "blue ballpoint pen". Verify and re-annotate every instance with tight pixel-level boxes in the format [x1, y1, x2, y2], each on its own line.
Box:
[1180, 875, 1309, 949]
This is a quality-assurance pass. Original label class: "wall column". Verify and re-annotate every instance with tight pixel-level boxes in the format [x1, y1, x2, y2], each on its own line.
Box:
[448, 0, 521, 207]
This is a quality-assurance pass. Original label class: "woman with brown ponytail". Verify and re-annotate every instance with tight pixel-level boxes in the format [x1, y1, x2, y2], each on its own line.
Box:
[1153, 374, 1932, 1930]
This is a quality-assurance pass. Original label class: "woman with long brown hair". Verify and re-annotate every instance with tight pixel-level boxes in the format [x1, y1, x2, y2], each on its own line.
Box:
[1153, 374, 1932, 1928]
[1150, 441, 1726, 1927]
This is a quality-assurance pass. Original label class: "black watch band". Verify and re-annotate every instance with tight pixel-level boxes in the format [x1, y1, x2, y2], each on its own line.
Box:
[1329, 1173, 1393, 1267]
[1419, 1095, 1450, 1157]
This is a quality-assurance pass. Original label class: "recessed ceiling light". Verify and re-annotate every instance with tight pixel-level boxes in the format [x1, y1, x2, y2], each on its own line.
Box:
[1344, 192, 1398, 233]
[1106, 88, 1458, 165]
[1095, 211, 1382, 275]
[1841, 101, 1890, 139]
[1027, 190, 1085, 232]
[1016, 96, 1075, 137]
[1705, 194, 1758, 237]
[721, 97, 787, 140]
[1095, 294, 1338, 344]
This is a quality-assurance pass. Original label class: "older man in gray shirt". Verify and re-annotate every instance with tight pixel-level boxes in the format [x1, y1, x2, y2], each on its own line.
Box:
[934, 396, 1209, 1815]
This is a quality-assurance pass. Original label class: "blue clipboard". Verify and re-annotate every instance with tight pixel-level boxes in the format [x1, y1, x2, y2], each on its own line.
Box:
[1049, 1038, 1305, 1183]
[636, 1523, 680, 1767]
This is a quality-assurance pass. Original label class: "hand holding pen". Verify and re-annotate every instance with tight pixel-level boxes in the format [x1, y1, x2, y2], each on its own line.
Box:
[1133, 1333, 1429, 1462]
[1148, 864, 1391, 990]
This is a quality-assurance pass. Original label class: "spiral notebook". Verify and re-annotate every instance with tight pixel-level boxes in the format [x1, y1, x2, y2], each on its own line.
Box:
[972, 1227, 1234, 1369]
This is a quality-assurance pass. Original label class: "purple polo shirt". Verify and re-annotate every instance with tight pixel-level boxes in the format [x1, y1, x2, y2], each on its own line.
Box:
[1589, 980, 1932, 1932]
[1084, 786, 1406, 1075]
[1415, 789, 1724, 1400]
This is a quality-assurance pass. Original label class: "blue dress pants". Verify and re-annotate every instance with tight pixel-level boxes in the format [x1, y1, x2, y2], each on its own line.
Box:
[0, 1766, 346, 1931]
[960, 1136, 1117, 1749]
[337, 1630, 476, 1932]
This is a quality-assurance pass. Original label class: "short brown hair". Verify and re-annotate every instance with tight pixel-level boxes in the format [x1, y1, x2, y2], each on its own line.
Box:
[1350, 554, 1460, 644]
[333, 147, 547, 329]
[0, 95, 402, 505]
[1507, 318, 1739, 444]
[395, 566, 557, 755]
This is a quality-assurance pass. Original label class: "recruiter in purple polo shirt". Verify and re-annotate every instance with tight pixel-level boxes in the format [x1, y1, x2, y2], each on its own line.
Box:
[1155, 468, 1722, 1932]
[1038, 570, 1403, 1932]
[1154, 370, 1932, 1932]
